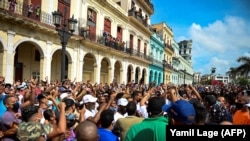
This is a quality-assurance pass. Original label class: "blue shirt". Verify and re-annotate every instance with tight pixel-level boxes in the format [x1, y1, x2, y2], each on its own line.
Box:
[0, 94, 6, 121]
[98, 128, 119, 141]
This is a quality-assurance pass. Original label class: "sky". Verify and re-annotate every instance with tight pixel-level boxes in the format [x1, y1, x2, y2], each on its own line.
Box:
[151, 0, 250, 76]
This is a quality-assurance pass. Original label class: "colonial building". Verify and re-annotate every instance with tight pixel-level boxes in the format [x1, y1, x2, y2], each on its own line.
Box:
[151, 22, 174, 84]
[178, 39, 192, 64]
[172, 40, 181, 85]
[148, 29, 164, 85]
[0, 0, 154, 84]
[176, 39, 193, 85]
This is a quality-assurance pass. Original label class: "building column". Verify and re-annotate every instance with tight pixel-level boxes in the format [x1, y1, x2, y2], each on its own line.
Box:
[98, 10, 104, 36]
[78, 45, 84, 82]
[68, 48, 78, 80]
[94, 63, 100, 84]
[40, 41, 52, 82]
[131, 70, 135, 82]
[4, 31, 15, 83]
[40, 56, 52, 83]
[108, 58, 115, 84]
[79, 60, 84, 82]
[112, 19, 117, 36]
[119, 67, 124, 84]
[137, 72, 142, 84]
[144, 71, 149, 85]
[123, 27, 129, 52]
[121, 62, 127, 84]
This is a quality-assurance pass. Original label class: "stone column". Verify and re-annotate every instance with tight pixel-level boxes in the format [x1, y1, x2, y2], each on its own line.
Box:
[40, 41, 52, 82]
[4, 31, 15, 83]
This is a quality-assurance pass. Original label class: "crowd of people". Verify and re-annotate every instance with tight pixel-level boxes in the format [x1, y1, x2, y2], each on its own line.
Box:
[101, 31, 126, 52]
[0, 75, 250, 141]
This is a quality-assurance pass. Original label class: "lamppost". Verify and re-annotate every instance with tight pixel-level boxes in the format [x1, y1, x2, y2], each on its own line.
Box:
[162, 59, 166, 84]
[210, 67, 216, 82]
[52, 8, 77, 81]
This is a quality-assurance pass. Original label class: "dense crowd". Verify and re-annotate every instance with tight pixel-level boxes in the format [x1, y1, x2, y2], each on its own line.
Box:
[0, 75, 249, 141]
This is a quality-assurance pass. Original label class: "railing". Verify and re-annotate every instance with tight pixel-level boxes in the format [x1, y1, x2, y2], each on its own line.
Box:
[165, 63, 173, 70]
[144, 0, 154, 11]
[152, 59, 163, 67]
[164, 43, 175, 53]
[128, 48, 152, 61]
[82, 33, 152, 62]
[128, 8, 149, 28]
[97, 35, 126, 52]
[1, 0, 153, 63]
[0, 0, 53, 26]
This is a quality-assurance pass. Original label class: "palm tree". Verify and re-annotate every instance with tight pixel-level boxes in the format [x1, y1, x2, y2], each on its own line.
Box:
[236, 56, 250, 77]
[226, 67, 238, 81]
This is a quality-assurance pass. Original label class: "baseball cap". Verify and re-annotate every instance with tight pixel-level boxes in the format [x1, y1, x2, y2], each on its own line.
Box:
[82, 94, 97, 103]
[17, 82, 27, 90]
[58, 86, 67, 93]
[58, 86, 71, 93]
[117, 98, 128, 106]
[60, 93, 69, 101]
[162, 99, 196, 125]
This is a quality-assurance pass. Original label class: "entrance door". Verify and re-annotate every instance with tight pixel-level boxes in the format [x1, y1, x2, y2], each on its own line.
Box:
[15, 62, 23, 81]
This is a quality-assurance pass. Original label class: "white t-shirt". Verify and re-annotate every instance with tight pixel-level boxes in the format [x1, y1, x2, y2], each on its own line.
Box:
[114, 112, 127, 123]
[140, 105, 148, 118]
[84, 109, 98, 120]
[136, 102, 141, 113]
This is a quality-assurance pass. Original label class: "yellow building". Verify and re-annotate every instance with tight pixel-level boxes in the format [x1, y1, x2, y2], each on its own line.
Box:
[152, 22, 174, 84]
[0, 0, 154, 84]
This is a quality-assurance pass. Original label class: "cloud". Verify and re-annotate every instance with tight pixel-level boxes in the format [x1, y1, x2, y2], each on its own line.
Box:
[188, 16, 250, 75]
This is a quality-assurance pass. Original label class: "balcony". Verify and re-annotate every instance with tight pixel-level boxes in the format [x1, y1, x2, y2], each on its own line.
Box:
[164, 43, 175, 53]
[144, 0, 154, 11]
[172, 56, 180, 64]
[164, 62, 173, 71]
[128, 9, 152, 36]
[0, 0, 54, 26]
[81, 33, 152, 62]
[127, 48, 152, 62]
[128, 9, 148, 27]
[152, 58, 163, 67]
[137, 0, 154, 15]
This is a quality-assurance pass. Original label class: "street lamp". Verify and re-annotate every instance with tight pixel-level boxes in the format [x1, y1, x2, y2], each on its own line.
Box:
[210, 67, 216, 82]
[81, 26, 89, 39]
[162, 59, 166, 84]
[52, 8, 77, 81]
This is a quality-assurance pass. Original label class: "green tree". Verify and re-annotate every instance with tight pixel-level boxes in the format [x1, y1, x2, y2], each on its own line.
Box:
[226, 67, 238, 83]
[236, 56, 250, 77]
[236, 77, 249, 86]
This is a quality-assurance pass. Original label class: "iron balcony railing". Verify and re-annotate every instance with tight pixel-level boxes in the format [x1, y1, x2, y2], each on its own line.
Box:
[152, 59, 163, 67]
[144, 0, 154, 11]
[128, 8, 148, 27]
[164, 43, 175, 53]
[0, 0, 54, 26]
[1, 0, 153, 63]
